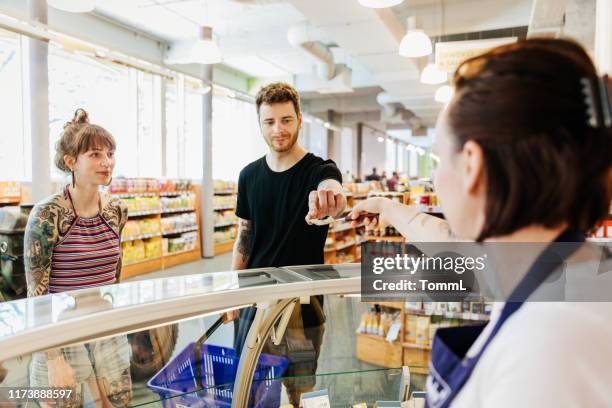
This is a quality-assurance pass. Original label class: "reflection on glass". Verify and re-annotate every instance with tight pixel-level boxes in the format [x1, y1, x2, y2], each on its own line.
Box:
[29, 335, 132, 407]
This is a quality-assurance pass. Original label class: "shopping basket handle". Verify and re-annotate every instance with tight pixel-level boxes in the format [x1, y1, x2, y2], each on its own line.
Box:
[194, 315, 225, 391]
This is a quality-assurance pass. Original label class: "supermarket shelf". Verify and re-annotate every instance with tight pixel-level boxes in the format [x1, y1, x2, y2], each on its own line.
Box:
[357, 332, 401, 345]
[162, 226, 198, 236]
[128, 210, 162, 217]
[213, 206, 235, 211]
[122, 256, 163, 279]
[405, 308, 490, 321]
[324, 246, 335, 253]
[113, 192, 157, 198]
[214, 221, 238, 229]
[365, 235, 405, 242]
[214, 240, 235, 255]
[161, 207, 196, 215]
[163, 248, 201, 269]
[336, 241, 356, 251]
[214, 190, 237, 195]
[402, 342, 432, 351]
[122, 232, 162, 242]
[160, 191, 193, 197]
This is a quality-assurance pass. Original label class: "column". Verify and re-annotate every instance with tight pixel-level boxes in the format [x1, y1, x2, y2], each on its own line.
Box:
[27, 0, 51, 202]
[201, 67, 214, 258]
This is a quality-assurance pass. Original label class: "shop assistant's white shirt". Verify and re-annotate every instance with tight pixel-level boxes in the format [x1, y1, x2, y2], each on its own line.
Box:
[451, 301, 612, 407]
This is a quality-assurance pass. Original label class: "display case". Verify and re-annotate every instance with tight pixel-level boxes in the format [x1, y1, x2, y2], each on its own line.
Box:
[0, 264, 429, 407]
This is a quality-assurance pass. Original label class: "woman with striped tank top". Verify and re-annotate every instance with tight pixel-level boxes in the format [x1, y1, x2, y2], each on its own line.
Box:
[24, 109, 132, 407]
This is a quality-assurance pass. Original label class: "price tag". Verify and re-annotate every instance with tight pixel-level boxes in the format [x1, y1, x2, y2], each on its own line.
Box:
[386, 322, 401, 343]
[301, 390, 331, 408]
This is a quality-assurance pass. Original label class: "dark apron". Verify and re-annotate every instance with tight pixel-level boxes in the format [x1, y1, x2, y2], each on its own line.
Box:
[425, 229, 585, 408]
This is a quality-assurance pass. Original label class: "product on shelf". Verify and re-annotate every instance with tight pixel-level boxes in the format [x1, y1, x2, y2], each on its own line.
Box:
[161, 195, 196, 211]
[161, 213, 197, 234]
[123, 197, 162, 214]
[110, 178, 160, 194]
[159, 179, 192, 193]
[357, 308, 401, 339]
[122, 219, 162, 239]
[122, 236, 162, 265]
[214, 211, 238, 226]
[214, 226, 237, 244]
[213, 194, 237, 209]
[213, 180, 237, 193]
[163, 231, 198, 255]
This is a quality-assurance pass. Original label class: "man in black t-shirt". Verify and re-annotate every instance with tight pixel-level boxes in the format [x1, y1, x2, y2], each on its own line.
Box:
[231, 84, 345, 270]
[230, 82, 345, 405]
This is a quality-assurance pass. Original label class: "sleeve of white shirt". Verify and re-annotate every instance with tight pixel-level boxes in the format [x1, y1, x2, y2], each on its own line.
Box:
[455, 303, 612, 408]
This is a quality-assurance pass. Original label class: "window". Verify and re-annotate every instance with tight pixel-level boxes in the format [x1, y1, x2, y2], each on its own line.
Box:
[212, 93, 266, 181]
[0, 29, 29, 181]
[136, 71, 162, 177]
[48, 45, 132, 179]
[184, 88, 204, 179]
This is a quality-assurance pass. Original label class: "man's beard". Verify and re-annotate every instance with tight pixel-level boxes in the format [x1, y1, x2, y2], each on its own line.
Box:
[268, 130, 299, 153]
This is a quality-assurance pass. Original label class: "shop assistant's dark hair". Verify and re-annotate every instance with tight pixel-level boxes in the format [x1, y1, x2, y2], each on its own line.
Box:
[447, 38, 612, 241]
[255, 82, 301, 117]
[54, 108, 116, 172]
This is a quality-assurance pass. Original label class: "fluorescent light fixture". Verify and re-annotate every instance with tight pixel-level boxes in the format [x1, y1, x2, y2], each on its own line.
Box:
[405, 145, 411, 151]
[164, 26, 221, 65]
[377, 136, 384, 143]
[435, 85, 453, 103]
[420, 63, 447, 85]
[324, 122, 331, 129]
[399, 17, 432, 58]
[358, 0, 404, 8]
[48, 0, 95, 13]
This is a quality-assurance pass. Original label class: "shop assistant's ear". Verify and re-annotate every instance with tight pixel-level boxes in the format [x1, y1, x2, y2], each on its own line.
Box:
[64, 154, 76, 171]
[460, 140, 485, 195]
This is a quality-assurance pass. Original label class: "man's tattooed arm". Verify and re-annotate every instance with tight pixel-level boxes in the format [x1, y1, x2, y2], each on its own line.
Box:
[102, 197, 128, 282]
[24, 198, 64, 297]
[231, 218, 252, 270]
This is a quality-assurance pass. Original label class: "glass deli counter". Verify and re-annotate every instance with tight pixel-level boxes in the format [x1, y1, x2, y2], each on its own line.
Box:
[0, 264, 428, 407]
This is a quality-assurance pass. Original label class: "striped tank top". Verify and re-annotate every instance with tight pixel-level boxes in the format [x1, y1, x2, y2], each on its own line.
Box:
[49, 186, 121, 293]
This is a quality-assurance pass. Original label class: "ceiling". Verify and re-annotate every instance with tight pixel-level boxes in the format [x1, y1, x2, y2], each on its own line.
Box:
[94, 0, 535, 128]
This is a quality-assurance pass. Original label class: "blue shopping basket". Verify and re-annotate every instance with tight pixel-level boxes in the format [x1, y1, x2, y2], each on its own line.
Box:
[148, 342, 289, 408]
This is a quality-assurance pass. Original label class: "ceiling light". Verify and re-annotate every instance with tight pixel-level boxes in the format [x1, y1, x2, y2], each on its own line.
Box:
[420, 63, 447, 85]
[435, 85, 453, 103]
[164, 26, 221, 65]
[324, 122, 331, 129]
[47, 0, 95, 13]
[358, 0, 404, 8]
[416, 147, 425, 156]
[377, 136, 384, 143]
[399, 17, 432, 58]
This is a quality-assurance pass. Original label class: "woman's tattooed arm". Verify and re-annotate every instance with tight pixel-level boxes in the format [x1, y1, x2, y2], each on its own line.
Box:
[24, 198, 63, 297]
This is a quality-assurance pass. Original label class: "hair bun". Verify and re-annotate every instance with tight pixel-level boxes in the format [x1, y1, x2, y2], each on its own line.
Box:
[72, 108, 90, 125]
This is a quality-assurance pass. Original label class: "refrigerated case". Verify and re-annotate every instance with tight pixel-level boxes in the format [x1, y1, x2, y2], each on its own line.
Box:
[0, 264, 427, 407]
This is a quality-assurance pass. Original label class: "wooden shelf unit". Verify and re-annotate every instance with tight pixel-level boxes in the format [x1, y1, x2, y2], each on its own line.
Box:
[324, 194, 364, 264]
[212, 187, 237, 255]
[355, 301, 490, 374]
[119, 185, 202, 279]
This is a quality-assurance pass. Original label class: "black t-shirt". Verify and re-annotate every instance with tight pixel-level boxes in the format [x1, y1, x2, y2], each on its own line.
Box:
[236, 152, 343, 269]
